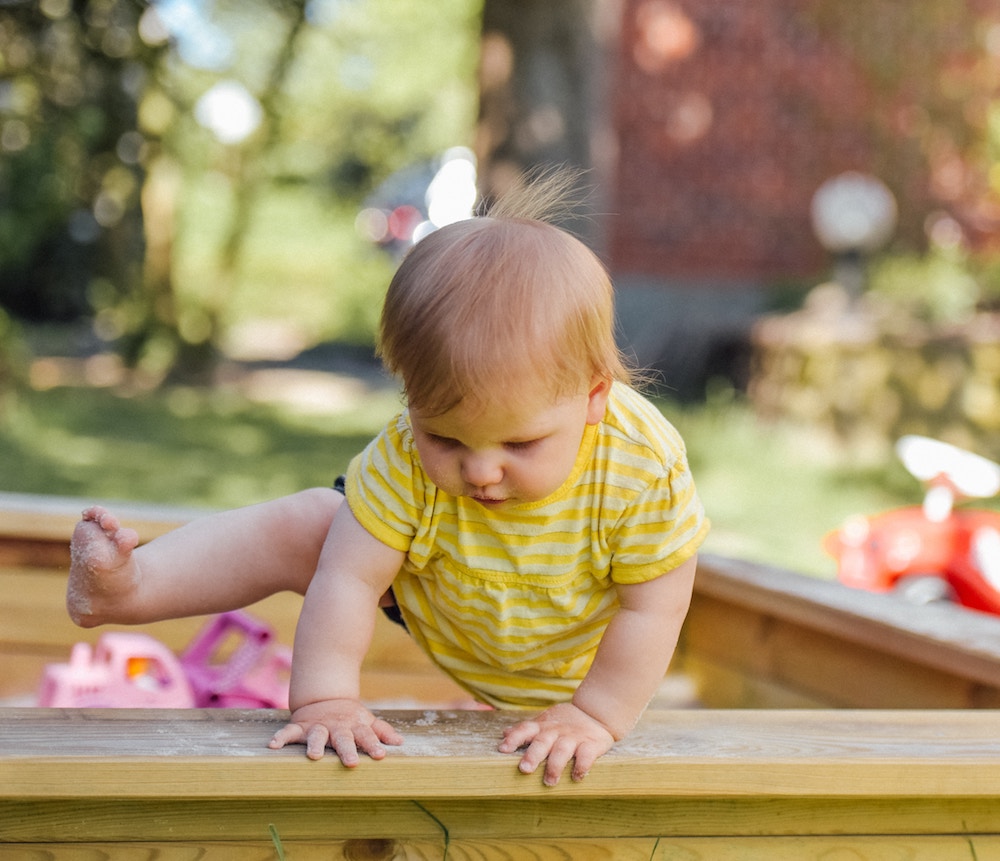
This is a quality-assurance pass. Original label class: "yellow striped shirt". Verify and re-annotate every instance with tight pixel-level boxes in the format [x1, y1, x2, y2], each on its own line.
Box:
[346, 383, 709, 708]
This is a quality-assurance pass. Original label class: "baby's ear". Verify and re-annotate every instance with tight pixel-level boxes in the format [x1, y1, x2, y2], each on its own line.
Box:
[586, 377, 612, 425]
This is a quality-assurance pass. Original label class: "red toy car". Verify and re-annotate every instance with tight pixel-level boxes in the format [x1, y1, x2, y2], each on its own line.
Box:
[825, 435, 1000, 614]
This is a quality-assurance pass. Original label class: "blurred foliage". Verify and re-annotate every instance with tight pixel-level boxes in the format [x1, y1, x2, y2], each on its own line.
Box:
[664, 393, 927, 576]
[0, 0, 482, 378]
[809, 0, 1000, 323]
[869, 248, 982, 323]
[0, 0, 154, 320]
[3, 0, 998, 383]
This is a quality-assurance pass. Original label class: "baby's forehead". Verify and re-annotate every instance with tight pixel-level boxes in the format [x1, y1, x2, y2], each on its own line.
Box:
[419, 367, 586, 411]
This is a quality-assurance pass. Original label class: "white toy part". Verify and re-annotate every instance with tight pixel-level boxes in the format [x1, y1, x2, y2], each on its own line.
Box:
[896, 435, 1000, 500]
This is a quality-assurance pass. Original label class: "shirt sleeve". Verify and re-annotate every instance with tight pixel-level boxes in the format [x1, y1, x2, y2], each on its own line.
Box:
[345, 412, 424, 553]
[607, 446, 710, 585]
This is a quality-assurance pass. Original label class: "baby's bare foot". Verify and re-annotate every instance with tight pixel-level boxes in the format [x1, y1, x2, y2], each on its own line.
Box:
[67, 506, 141, 626]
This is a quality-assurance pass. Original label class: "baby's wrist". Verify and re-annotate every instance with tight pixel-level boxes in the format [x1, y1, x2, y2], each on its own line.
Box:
[570, 693, 635, 741]
[288, 687, 360, 713]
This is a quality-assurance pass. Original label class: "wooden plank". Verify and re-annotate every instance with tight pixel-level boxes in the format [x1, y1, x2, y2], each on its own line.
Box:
[0, 537, 69, 568]
[0, 567, 299, 651]
[684, 554, 1000, 707]
[5, 796, 1000, 842]
[0, 563, 470, 705]
[0, 564, 454, 671]
[680, 594, 990, 708]
[2, 837, 998, 860]
[3, 709, 1000, 852]
[695, 554, 1000, 686]
[5, 495, 1000, 851]
[6, 494, 1000, 711]
[0, 493, 202, 569]
[677, 654, 833, 709]
[3, 708, 1000, 800]
[0, 492, 200, 544]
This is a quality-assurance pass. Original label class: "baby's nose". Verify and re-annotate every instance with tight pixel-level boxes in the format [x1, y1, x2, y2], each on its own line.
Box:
[461, 452, 503, 487]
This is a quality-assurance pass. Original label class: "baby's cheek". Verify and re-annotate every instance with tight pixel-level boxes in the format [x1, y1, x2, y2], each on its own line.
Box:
[422, 457, 458, 493]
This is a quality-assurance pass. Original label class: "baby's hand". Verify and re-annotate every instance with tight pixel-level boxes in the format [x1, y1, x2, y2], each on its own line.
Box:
[268, 699, 403, 766]
[498, 702, 615, 786]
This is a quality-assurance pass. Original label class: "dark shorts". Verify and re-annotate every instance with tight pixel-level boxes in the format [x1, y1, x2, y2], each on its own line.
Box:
[333, 476, 407, 631]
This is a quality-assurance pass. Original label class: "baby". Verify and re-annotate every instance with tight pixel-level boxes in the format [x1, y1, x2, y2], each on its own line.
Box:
[69, 174, 709, 786]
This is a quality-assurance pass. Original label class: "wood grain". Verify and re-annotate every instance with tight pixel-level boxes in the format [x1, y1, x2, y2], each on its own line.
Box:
[1, 838, 998, 860]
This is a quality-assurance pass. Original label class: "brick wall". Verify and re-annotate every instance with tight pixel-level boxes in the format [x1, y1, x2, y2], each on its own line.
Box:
[606, 0, 996, 286]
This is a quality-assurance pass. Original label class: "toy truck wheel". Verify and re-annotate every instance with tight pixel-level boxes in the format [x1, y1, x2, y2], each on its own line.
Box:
[893, 574, 956, 606]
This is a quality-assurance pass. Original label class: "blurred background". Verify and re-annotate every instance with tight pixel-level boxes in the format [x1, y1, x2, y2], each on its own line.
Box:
[1, 0, 999, 576]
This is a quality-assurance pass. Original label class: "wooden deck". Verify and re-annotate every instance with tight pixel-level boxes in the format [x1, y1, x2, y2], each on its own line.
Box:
[4, 492, 1000, 856]
[3, 707, 1000, 858]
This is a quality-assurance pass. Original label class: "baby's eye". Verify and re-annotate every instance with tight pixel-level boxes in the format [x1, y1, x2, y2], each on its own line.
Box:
[504, 439, 540, 452]
[427, 433, 461, 449]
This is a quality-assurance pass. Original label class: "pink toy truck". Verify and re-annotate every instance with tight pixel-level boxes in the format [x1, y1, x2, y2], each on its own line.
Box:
[179, 610, 291, 708]
[37, 632, 195, 708]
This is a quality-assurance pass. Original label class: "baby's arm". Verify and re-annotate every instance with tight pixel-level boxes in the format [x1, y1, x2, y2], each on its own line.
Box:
[268, 503, 406, 766]
[499, 554, 698, 785]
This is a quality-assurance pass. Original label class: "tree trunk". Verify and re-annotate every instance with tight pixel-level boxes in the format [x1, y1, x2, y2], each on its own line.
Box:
[475, 0, 617, 247]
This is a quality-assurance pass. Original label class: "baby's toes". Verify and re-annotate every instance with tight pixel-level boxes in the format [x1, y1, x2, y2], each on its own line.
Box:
[112, 527, 140, 558]
[91, 507, 122, 536]
[71, 520, 124, 572]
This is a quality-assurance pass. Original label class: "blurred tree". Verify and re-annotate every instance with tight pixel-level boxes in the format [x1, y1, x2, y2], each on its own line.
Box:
[0, 0, 482, 381]
[475, 0, 609, 243]
[0, 0, 159, 322]
[119, 0, 313, 381]
[476, 0, 595, 184]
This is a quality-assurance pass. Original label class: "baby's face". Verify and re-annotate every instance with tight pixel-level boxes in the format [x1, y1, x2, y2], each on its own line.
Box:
[409, 377, 610, 508]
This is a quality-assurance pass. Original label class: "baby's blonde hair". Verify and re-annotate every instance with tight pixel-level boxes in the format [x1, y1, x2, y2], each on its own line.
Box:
[378, 171, 633, 415]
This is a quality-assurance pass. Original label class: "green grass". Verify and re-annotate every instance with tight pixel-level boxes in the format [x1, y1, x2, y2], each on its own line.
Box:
[0, 373, 942, 579]
[0, 379, 402, 511]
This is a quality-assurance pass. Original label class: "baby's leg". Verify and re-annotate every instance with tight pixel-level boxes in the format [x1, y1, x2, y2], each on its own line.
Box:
[68, 487, 343, 627]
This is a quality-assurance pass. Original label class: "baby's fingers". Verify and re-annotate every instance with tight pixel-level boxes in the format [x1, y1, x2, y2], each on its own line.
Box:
[329, 728, 361, 766]
[268, 722, 307, 750]
[269, 721, 331, 760]
[346, 719, 405, 763]
[497, 719, 539, 754]
[371, 717, 405, 747]
[570, 739, 605, 782]
[268, 721, 338, 761]
[269, 722, 363, 765]
[541, 737, 579, 786]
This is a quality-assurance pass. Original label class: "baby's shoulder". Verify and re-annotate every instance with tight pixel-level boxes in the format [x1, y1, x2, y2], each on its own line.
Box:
[601, 385, 686, 464]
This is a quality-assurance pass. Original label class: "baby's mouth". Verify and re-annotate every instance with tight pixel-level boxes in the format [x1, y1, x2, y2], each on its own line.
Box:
[473, 495, 506, 506]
